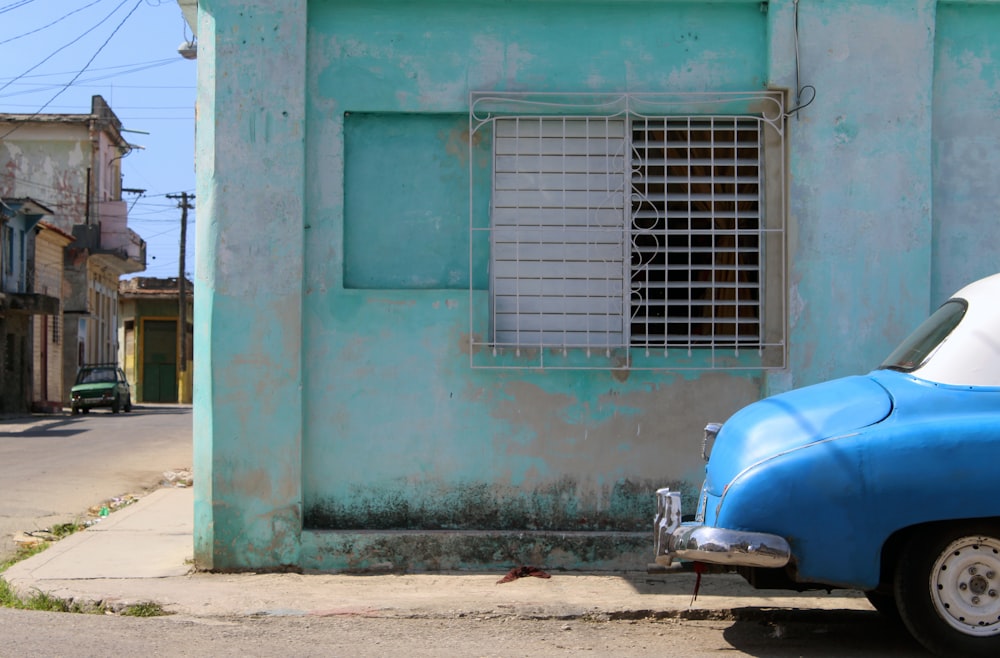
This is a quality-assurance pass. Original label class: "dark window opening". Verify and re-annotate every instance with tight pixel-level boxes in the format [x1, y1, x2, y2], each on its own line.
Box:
[630, 118, 761, 348]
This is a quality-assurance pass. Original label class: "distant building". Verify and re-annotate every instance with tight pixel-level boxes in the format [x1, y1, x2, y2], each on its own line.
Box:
[0, 199, 60, 413]
[0, 96, 146, 407]
[118, 277, 193, 404]
[32, 222, 75, 413]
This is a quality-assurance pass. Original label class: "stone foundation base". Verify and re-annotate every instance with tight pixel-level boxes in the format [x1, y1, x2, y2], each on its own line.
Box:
[301, 529, 650, 573]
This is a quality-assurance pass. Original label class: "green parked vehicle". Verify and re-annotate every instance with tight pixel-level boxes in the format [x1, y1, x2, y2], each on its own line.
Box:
[70, 364, 132, 415]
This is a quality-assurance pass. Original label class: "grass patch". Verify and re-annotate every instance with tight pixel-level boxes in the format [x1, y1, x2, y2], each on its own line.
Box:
[1, 545, 97, 613]
[0, 577, 94, 612]
[0, 543, 47, 574]
[118, 601, 167, 617]
[48, 521, 87, 539]
[0, 575, 20, 607]
[0, 576, 167, 616]
[1, 538, 167, 617]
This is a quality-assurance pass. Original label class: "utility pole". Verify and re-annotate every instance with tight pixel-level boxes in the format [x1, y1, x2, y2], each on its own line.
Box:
[166, 192, 194, 374]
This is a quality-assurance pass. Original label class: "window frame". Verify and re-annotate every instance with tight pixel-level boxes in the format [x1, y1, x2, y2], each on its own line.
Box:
[468, 91, 788, 371]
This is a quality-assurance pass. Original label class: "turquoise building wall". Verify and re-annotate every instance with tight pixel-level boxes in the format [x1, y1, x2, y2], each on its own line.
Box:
[192, 0, 1000, 571]
[932, 3, 1000, 302]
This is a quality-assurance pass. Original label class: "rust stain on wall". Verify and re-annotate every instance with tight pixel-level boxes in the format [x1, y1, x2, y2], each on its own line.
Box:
[442, 122, 484, 167]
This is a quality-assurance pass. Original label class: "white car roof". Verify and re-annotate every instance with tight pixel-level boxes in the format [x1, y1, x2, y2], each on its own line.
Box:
[912, 272, 1000, 387]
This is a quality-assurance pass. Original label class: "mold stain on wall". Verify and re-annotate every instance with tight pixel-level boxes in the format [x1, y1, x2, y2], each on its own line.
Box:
[304, 476, 696, 532]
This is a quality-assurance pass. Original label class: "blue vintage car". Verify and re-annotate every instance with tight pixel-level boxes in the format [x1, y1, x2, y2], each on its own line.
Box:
[654, 272, 1000, 657]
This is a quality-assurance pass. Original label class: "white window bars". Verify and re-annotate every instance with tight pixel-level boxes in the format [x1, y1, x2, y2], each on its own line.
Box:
[469, 91, 787, 370]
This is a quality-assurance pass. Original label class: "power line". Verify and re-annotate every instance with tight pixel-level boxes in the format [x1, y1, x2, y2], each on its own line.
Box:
[132, 200, 191, 210]
[131, 216, 199, 224]
[139, 225, 185, 240]
[0, 0, 144, 140]
[112, 116, 193, 121]
[0, 0, 36, 16]
[135, 190, 195, 198]
[132, 204, 197, 211]
[0, 61, 189, 99]
[0, 169, 194, 217]
[0, 0, 130, 96]
[0, 0, 105, 47]
[0, 58, 179, 81]
[131, 217, 198, 225]
[0, 102, 192, 110]
[1, 82, 194, 92]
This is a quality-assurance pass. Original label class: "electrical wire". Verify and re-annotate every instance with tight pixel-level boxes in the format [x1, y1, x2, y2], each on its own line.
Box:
[0, 61, 180, 94]
[784, 0, 816, 119]
[0, 0, 144, 140]
[0, 58, 179, 82]
[0, 170, 194, 220]
[0, 0, 106, 47]
[132, 206, 194, 215]
[0, 102, 190, 110]
[140, 225, 185, 240]
[131, 215, 198, 224]
[0, 0, 129, 96]
[0, 0, 193, 274]
[0, 62, 189, 100]
[0, 0, 36, 15]
[794, 0, 800, 109]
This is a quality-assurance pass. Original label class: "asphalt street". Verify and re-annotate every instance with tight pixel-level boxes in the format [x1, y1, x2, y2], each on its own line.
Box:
[0, 405, 192, 560]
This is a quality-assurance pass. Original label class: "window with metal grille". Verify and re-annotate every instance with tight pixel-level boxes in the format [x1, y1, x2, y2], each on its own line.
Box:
[470, 92, 786, 370]
[630, 117, 761, 349]
[491, 117, 627, 350]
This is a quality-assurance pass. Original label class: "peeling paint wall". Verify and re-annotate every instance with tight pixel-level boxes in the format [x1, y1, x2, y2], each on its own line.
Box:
[0, 124, 90, 232]
[300, 0, 767, 565]
[193, 0, 1000, 571]
[779, 0, 937, 391]
[194, 0, 307, 570]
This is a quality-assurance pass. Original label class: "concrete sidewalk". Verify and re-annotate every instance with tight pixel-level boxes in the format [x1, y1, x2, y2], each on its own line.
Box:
[3, 487, 873, 619]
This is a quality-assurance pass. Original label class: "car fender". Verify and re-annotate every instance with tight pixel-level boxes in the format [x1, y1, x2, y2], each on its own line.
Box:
[717, 409, 1000, 589]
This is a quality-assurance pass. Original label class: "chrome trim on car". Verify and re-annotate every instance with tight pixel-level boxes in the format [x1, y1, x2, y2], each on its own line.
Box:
[701, 422, 722, 461]
[668, 524, 791, 568]
[695, 485, 708, 523]
[653, 488, 682, 566]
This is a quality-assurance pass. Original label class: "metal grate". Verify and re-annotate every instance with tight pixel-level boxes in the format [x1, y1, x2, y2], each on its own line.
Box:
[470, 91, 786, 370]
[630, 117, 762, 349]
[491, 117, 627, 350]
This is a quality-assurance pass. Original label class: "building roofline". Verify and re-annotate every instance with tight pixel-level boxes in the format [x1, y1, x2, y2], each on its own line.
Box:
[38, 221, 76, 242]
[1, 196, 56, 218]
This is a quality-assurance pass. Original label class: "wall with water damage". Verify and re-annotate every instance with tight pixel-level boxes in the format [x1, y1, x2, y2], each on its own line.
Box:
[190, 0, 1000, 571]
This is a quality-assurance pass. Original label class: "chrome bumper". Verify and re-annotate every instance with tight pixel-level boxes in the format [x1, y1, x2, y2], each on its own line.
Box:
[653, 489, 791, 569]
[653, 488, 682, 565]
[669, 524, 791, 568]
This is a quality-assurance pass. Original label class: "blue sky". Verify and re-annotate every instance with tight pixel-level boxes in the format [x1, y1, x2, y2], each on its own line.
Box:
[1, 0, 197, 280]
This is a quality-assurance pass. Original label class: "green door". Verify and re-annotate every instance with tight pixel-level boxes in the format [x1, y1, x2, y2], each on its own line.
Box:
[142, 320, 178, 403]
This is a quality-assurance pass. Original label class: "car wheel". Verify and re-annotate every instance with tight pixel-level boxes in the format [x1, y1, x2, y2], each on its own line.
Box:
[895, 523, 1000, 657]
[82, 407, 89, 414]
[112, 396, 121, 414]
[124, 395, 132, 413]
[864, 590, 901, 625]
